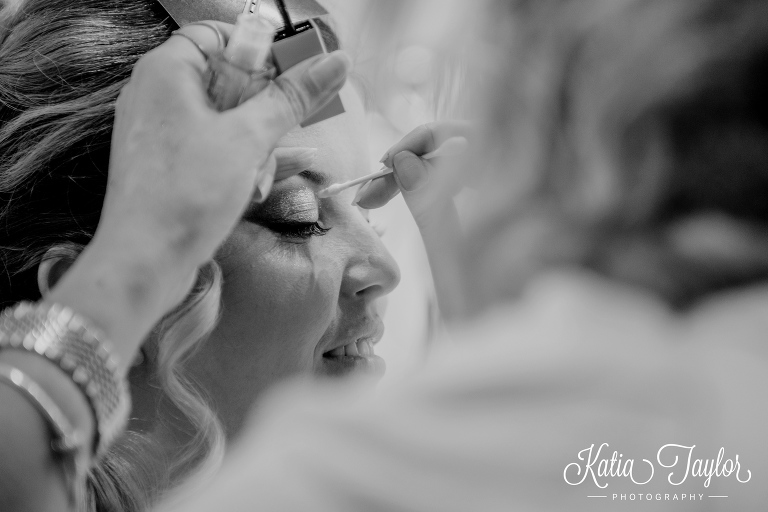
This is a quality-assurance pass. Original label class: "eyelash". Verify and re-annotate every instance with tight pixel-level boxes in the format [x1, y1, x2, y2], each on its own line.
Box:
[261, 220, 331, 240]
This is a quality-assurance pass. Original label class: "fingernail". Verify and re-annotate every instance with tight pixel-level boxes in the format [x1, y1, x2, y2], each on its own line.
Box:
[378, 151, 389, 163]
[308, 51, 350, 90]
[253, 173, 274, 203]
[393, 151, 428, 192]
[352, 180, 373, 206]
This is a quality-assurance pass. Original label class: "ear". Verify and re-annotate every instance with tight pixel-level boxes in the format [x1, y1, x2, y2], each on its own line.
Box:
[36, 245, 81, 298]
[37, 244, 149, 368]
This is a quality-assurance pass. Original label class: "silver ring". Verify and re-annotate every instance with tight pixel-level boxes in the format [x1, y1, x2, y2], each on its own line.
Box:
[170, 31, 209, 59]
[184, 21, 226, 51]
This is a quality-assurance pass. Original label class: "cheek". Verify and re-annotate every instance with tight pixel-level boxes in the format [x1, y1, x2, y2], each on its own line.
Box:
[216, 227, 339, 361]
[182, 228, 344, 435]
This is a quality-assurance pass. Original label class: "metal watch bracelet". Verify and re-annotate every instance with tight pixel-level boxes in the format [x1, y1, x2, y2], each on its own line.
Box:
[0, 301, 131, 457]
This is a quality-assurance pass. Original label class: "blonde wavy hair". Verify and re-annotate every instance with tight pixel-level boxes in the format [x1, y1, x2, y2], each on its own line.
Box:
[84, 260, 226, 512]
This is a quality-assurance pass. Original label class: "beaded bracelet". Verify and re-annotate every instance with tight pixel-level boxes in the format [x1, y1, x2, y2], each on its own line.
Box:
[0, 302, 131, 458]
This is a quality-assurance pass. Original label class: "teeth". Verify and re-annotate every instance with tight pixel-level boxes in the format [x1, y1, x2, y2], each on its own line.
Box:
[358, 340, 374, 356]
[326, 341, 376, 358]
[344, 341, 359, 357]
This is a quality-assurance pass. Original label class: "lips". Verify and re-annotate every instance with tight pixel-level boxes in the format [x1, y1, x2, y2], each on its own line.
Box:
[320, 354, 386, 378]
[324, 338, 375, 357]
[319, 322, 386, 379]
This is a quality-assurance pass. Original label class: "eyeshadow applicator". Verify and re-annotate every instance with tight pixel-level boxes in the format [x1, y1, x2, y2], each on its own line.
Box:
[317, 136, 468, 198]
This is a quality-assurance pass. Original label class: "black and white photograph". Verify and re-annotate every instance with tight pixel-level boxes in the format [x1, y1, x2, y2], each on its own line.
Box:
[0, 0, 766, 510]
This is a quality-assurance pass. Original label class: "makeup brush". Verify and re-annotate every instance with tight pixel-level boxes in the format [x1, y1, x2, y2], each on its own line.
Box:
[317, 136, 468, 198]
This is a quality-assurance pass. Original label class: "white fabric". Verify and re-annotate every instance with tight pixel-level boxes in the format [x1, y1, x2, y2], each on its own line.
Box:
[157, 271, 768, 511]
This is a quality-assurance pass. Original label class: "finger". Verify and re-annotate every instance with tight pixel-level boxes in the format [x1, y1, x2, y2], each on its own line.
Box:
[128, 22, 235, 114]
[392, 151, 438, 225]
[356, 149, 438, 209]
[239, 65, 276, 104]
[230, 50, 350, 144]
[253, 151, 278, 203]
[274, 147, 317, 181]
[379, 121, 474, 169]
[166, 21, 234, 72]
[354, 173, 401, 209]
[393, 151, 461, 234]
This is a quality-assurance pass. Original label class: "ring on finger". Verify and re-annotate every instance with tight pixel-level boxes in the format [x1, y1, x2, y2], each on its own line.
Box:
[183, 21, 226, 50]
[170, 32, 210, 58]
[170, 22, 226, 59]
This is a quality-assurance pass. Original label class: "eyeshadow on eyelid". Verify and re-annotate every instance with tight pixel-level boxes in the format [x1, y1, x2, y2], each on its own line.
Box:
[259, 188, 319, 223]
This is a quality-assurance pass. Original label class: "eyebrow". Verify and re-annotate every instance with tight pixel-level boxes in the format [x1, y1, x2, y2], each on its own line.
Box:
[298, 169, 330, 187]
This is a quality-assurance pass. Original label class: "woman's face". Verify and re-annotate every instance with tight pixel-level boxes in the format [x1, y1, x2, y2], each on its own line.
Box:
[185, 84, 400, 435]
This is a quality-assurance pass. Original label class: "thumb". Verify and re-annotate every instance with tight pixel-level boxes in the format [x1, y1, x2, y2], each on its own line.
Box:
[393, 151, 438, 228]
[230, 51, 350, 144]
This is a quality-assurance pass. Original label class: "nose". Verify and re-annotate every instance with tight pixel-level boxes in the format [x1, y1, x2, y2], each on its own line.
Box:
[341, 221, 401, 302]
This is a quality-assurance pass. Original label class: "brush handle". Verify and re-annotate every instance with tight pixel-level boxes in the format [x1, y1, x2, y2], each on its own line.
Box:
[339, 166, 392, 190]
[317, 167, 391, 198]
[319, 136, 468, 198]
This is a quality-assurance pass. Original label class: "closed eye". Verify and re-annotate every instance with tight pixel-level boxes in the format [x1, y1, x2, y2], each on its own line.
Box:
[258, 219, 330, 240]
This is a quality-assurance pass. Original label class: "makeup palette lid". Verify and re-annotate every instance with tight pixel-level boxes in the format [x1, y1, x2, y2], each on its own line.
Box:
[156, 0, 328, 28]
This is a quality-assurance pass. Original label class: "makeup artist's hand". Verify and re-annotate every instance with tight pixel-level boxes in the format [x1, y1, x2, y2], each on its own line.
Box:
[49, 21, 350, 370]
[353, 121, 474, 317]
[103, 24, 349, 274]
[355, 121, 473, 233]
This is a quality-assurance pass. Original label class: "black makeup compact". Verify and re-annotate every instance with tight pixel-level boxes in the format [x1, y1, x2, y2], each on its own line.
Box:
[270, 1, 345, 126]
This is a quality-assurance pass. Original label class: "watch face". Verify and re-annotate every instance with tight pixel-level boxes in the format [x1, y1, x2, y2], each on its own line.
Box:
[157, 0, 327, 28]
